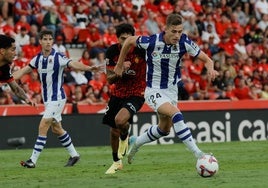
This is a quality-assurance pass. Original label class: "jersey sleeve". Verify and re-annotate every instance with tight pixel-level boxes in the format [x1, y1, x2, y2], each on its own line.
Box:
[58, 53, 72, 67]
[183, 34, 201, 57]
[29, 56, 38, 69]
[136, 36, 151, 50]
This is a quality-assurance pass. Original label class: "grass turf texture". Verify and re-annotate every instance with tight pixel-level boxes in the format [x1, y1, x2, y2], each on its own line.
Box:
[0, 141, 267, 188]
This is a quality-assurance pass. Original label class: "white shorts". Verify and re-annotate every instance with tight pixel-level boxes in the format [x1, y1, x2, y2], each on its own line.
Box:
[43, 99, 66, 122]
[145, 85, 178, 112]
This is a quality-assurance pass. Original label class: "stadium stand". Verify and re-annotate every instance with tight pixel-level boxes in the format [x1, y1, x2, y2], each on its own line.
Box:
[1, 0, 268, 106]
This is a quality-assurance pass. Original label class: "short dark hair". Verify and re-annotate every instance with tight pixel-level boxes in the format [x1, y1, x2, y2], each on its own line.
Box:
[38, 30, 54, 40]
[0, 34, 15, 49]
[115, 23, 135, 38]
[166, 13, 183, 27]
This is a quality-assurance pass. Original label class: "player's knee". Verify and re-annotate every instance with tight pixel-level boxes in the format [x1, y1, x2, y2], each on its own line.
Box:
[159, 122, 172, 133]
[51, 126, 64, 135]
[39, 119, 52, 129]
[114, 116, 127, 128]
[51, 122, 64, 135]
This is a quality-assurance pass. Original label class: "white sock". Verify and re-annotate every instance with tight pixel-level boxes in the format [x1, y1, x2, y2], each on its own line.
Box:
[58, 132, 79, 157]
[172, 113, 203, 158]
[30, 135, 47, 164]
[136, 125, 169, 148]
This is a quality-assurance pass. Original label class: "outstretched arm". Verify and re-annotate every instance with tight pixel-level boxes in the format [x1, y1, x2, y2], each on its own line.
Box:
[12, 65, 32, 80]
[114, 36, 139, 77]
[69, 61, 105, 73]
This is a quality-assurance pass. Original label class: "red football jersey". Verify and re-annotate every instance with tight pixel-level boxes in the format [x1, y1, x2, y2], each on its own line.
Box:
[106, 43, 146, 98]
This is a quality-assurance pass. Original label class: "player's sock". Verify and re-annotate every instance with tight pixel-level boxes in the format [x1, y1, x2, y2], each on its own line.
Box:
[30, 135, 47, 164]
[120, 132, 128, 141]
[172, 112, 202, 157]
[136, 125, 169, 147]
[58, 132, 79, 157]
[112, 152, 120, 162]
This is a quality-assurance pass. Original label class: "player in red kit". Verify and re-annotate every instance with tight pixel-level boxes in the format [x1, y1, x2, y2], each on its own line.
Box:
[102, 23, 146, 174]
[0, 34, 34, 105]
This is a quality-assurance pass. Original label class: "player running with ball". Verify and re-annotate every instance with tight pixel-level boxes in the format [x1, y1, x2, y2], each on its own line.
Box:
[114, 13, 219, 165]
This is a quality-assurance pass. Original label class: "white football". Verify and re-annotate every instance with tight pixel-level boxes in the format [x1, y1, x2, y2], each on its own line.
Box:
[196, 154, 219, 177]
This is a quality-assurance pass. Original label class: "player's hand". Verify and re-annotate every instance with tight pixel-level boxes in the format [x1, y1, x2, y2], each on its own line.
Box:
[207, 69, 219, 81]
[106, 69, 121, 84]
[123, 61, 131, 70]
[114, 65, 124, 77]
[90, 63, 105, 73]
[122, 69, 136, 79]
[25, 99, 37, 107]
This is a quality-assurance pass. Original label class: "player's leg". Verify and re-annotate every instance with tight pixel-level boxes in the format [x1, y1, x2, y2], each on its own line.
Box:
[137, 112, 171, 147]
[103, 96, 123, 174]
[156, 86, 204, 158]
[105, 128, 123, 174]
[114, 97, 142, 161]
[20, 117, 52, 168]
[172, 110, 204, 158]
[115, 107, 131, 159]
[135, 89, 175, 146]
[110, 128, 120, 159]
[127, 113, 170, 164]
[116, 96, 144, 159]
[158, 99, 204, 158]
[50, 99, 80, 166]
[51, 121, 80, 166]
[127, 89, 172, 163]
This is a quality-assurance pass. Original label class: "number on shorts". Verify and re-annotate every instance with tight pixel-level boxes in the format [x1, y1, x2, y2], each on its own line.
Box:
[149, 92, 161, 104]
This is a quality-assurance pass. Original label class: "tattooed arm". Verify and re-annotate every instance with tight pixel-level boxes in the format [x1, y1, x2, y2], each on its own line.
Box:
[11, 65, 35, 106]
[8, 80, 35, 106]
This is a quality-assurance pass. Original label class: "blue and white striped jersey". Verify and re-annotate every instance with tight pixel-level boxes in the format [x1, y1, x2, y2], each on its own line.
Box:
[29, 48, 72, 102]
[136, 32, 200, 89]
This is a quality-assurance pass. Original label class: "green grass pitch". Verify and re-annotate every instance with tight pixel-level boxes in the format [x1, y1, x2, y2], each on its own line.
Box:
[0, 141, 267, 188]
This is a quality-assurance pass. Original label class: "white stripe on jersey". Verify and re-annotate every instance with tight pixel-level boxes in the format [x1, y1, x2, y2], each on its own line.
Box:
[29, 48, 72, 102]
[137, 32, 200, 89]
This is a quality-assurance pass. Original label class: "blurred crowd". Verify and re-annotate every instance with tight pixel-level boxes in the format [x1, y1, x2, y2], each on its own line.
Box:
[1, 0, 268, 106]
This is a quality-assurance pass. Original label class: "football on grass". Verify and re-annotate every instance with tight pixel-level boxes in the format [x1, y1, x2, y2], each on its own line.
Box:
[196, 154, 219, 177]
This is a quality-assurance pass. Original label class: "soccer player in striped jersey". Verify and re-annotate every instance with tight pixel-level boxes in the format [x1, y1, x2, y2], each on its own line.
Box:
[13, 30, 103, 168]
[114, 13, 219, 164]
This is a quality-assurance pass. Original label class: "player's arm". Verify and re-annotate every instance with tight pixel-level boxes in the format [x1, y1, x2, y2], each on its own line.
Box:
[8, 80, 35, 106]
[106, 61, 132, 84]
[12, 65, 36, 106]
[12, 65, 32, 80]
[106, 69, 120, 84]
[114, 36, 139, 77]
[197, 51, 219, 81]
[69, 61, 104, 73]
